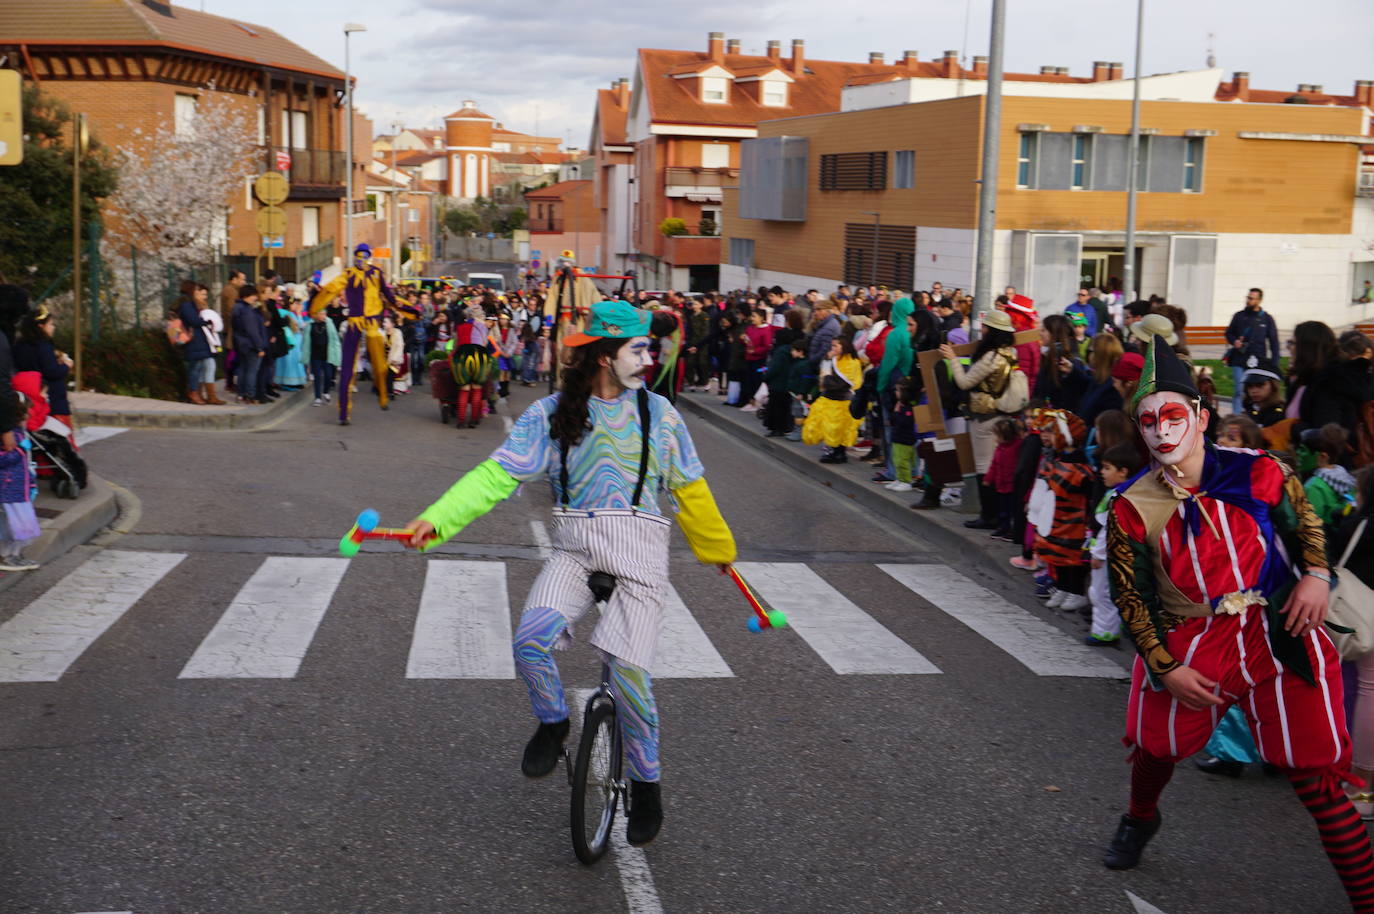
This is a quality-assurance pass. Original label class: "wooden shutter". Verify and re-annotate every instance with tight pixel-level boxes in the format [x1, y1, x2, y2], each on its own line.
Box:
[843, 223, 915, 288]
[820, 152, 887, 190]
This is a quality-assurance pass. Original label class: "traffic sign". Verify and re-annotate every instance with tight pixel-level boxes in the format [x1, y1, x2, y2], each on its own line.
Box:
[531, 260, 541, 269]
[254, 171, 289, 205]
[261, 234, 284, 249]
[531, 250, 541, 258]
[0, 71, 22, 166]
[254, 204, 287, 236]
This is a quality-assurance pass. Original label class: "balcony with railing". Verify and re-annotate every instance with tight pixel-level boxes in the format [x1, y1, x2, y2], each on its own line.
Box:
[528, 217, 565, 233]
[264, 147, 347, 198]
[663, 233, 721, 266]
[663, 166, 738, 200]
[1358, 168, 1374, 198]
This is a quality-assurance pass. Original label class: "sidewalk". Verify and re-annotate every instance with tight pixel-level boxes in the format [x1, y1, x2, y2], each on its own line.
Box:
[73, 380, 307, 430]
[0, 471, 121, 591]
[677, 390, 1037, 593]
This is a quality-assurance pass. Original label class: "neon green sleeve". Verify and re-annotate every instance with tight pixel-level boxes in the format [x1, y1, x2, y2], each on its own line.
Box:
[671, 477, 737, 565]
[416, 459, 520, 549]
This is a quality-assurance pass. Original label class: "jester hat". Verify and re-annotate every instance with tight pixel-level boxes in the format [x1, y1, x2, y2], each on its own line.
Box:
[1129, 334, 1199, 416]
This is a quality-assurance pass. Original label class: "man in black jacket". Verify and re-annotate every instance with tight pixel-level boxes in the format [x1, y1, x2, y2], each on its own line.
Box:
[1224, 287, 1280, 414]
[0, 285, 32, 452]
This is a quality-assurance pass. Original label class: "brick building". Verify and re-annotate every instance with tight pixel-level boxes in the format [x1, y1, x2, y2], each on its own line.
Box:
[2, 0, 353, 281]
[524, 180, 597, 277]
[721, 69, 1374, 328]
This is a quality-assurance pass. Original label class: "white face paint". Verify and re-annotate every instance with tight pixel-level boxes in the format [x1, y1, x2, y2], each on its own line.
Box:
[610, 337, 653, 390]
[1136, 391, 1205, 468]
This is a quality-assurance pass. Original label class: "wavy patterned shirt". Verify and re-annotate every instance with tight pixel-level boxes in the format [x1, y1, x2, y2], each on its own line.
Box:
[491, 390, 704, 515]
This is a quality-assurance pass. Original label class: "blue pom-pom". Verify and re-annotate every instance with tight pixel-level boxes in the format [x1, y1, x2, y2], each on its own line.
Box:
[747, 617, 762, 633]
[357, 508, 380, 533]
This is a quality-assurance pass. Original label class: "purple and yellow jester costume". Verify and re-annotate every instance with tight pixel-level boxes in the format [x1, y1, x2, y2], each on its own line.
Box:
[310, 243, 397, 425]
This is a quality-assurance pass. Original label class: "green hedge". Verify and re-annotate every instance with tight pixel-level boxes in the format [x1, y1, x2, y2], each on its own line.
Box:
[55, 327, 186, 401]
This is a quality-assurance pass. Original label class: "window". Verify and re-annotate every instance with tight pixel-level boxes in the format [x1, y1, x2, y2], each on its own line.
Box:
[1017, 133, 1036, 187]
[279, 110, 308, 149]
[256, 106, 266, 145]
[408, 206, 419, 223]
[762, 81, 788, 107]
[302, 206, 320, 247]
[819, 152, 887, 190]
[728, 237, 755, 267]
[701, 143, 730, 169]
[174, 93, 197, 139]
[893, 150, 914, 189]
[701, 77, 728, 103]
[1183, 138, 1204, 192]
[1071, 135, 1090, 189]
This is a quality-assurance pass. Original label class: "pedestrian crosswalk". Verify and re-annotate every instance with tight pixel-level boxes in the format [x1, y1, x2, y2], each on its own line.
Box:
[0, 550, 1127, 685]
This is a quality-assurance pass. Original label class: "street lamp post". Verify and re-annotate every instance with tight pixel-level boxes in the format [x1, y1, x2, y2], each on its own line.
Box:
[71, 112, 87, 391]
[972, 0, 1007, 333]
[343, 23, 366, 262]
[860, 211, 880, 287]
[1123, 0, 1145, 301]
[392, 119, 402, 277]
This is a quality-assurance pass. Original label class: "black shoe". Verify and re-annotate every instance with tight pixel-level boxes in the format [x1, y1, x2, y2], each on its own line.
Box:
[626, 779, 663, 846]
[1193, 756, 1245, 778]
[989, 526, 1011, 539]
[765, 430, 787, 438]
[521, 718, 569, 778]
[859, 447, 882, 462]
[339, 419, 350, 426]
[1103, 811, 1162, 870]
[910, 497, 941, 510]
[380, 403, 389, 411]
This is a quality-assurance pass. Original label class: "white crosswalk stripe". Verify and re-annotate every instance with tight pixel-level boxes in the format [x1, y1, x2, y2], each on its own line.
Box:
[408, 560, 515, 679]
[179, 557, 349, 679]
[878, 564, 1126, 679]
[1, 552, 1125, 684]
[734, 562, 942, 675]
[0, 550, 185, 683]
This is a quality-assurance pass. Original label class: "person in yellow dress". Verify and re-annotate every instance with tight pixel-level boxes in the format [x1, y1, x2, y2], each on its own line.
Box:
[803, 336, 865, 462]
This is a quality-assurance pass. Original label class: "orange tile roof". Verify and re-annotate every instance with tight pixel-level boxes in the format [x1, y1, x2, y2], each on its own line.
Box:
[1213, 78, 1362, 107]
[446, 105, 494, 120]
[4, 0, 343, 79]
[393, 150, 443, 166]
[596, 87, 628, 146]
[524, 179, 593, 200]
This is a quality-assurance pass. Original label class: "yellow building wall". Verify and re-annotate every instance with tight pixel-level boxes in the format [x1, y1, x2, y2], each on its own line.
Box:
[996, 97, 1363, 235]
[721, 96, 984, 280]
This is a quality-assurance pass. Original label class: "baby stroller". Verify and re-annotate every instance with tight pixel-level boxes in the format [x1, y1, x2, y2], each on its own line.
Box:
[12, 371, 87, 499]
[429, 354, 459, 424]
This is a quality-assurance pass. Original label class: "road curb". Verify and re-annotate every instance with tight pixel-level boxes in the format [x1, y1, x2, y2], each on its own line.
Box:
[677, 392, 1033, 592]
[28, 472, 120, 566]
[74, 389, 308, 431]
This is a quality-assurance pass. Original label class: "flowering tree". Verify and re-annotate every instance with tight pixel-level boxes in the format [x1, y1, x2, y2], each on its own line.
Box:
[102, 88, 257, 305]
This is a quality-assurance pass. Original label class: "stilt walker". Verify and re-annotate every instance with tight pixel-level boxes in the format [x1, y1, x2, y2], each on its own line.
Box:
[1102, 336, 1374, 912]
[310, 243, 397, 425]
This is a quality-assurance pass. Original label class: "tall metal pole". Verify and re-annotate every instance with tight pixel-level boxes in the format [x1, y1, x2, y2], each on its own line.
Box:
[1123, 0, 1145, 301]
[972, 0, 1006, 331]
[72, 113, 85, 391]
[392, 120, 402, 278]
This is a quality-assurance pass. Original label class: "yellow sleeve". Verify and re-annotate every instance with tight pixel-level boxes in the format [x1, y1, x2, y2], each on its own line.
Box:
[671, 477, 737, 564]
[310, 272, 348, 318]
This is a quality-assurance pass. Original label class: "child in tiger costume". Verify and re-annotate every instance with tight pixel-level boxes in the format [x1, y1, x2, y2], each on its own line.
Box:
[1028, 408, 1093, 613]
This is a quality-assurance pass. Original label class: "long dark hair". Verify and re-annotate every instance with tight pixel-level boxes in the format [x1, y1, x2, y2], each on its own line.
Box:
[971, 327, 1015, 363]
[1291, 320, 1337, 388]
[549, 337, 625, 447]
[911, 308, 941, 352]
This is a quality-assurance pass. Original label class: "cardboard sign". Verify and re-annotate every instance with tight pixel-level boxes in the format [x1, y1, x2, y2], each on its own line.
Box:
[915, 328, 1039, 473]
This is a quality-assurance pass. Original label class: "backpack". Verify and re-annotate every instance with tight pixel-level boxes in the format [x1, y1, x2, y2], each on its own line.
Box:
[995, 367, 1030, 414]
[165, 314, 191, 346]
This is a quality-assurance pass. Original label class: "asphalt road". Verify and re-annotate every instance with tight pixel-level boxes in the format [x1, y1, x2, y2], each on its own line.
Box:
[0, 381, 1356, 914]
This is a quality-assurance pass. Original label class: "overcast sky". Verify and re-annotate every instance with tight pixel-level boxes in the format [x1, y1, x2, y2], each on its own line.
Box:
[203, 0, 1372, 149]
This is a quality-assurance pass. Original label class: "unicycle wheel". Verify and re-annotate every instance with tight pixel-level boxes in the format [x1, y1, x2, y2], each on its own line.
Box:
[570, 700, 619, 865]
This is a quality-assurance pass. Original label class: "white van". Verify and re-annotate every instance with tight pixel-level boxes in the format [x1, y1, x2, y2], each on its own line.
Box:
[466, 272, 506, 292]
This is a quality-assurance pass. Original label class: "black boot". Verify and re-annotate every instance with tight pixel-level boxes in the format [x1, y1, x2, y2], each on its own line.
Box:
[521, 718, 569, 778]
[1103, 811, 1162, 870]
[1193, 756, 1245, 778]
[963, 475, 999, 529]
[626, 779, 663, 846]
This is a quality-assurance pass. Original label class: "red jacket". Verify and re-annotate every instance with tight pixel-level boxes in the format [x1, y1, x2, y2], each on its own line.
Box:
[986, 438, 1019, 495]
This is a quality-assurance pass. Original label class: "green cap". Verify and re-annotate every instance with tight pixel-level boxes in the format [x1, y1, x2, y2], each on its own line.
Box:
[563, 300, 652, 346]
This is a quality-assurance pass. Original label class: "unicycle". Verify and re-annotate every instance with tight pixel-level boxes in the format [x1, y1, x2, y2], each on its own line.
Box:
[567, 571, 625, 865]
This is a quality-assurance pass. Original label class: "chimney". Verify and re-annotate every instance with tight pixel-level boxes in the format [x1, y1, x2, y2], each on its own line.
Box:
[614, 77, 630, 107]
[971, 55, 988, 75]
[1232, 71, 1250, 100]
[902, 49, 920, 72]
[726, 38, 740, 55]
[1301, 83, 1323, 94]
[767, 40, 782, 62]
[1356, 80, 1374, 106]
[708, 31, 724, 63]
[791, 39, 805, 73]
[942, 49, 959, 77]
[1108, 61, 1124, 80]
[1092, 60, 1110, 81]
[1039, 65, 1058, 75]
[869, 51, 885, 65]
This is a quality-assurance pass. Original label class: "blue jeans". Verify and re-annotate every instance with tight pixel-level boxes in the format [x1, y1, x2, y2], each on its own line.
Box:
[520, 344, 539, 383]
[311, 360, 334, 400]
[1231, 364, 1246, 414]
[185, 356, 213, 391]
[236, 350, 261, 400]
[408, 346, 425, 385]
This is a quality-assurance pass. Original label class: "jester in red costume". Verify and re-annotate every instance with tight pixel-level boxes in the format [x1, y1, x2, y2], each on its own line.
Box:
[1102, 336, 1374, 912]
[310, 243, 398, 425]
